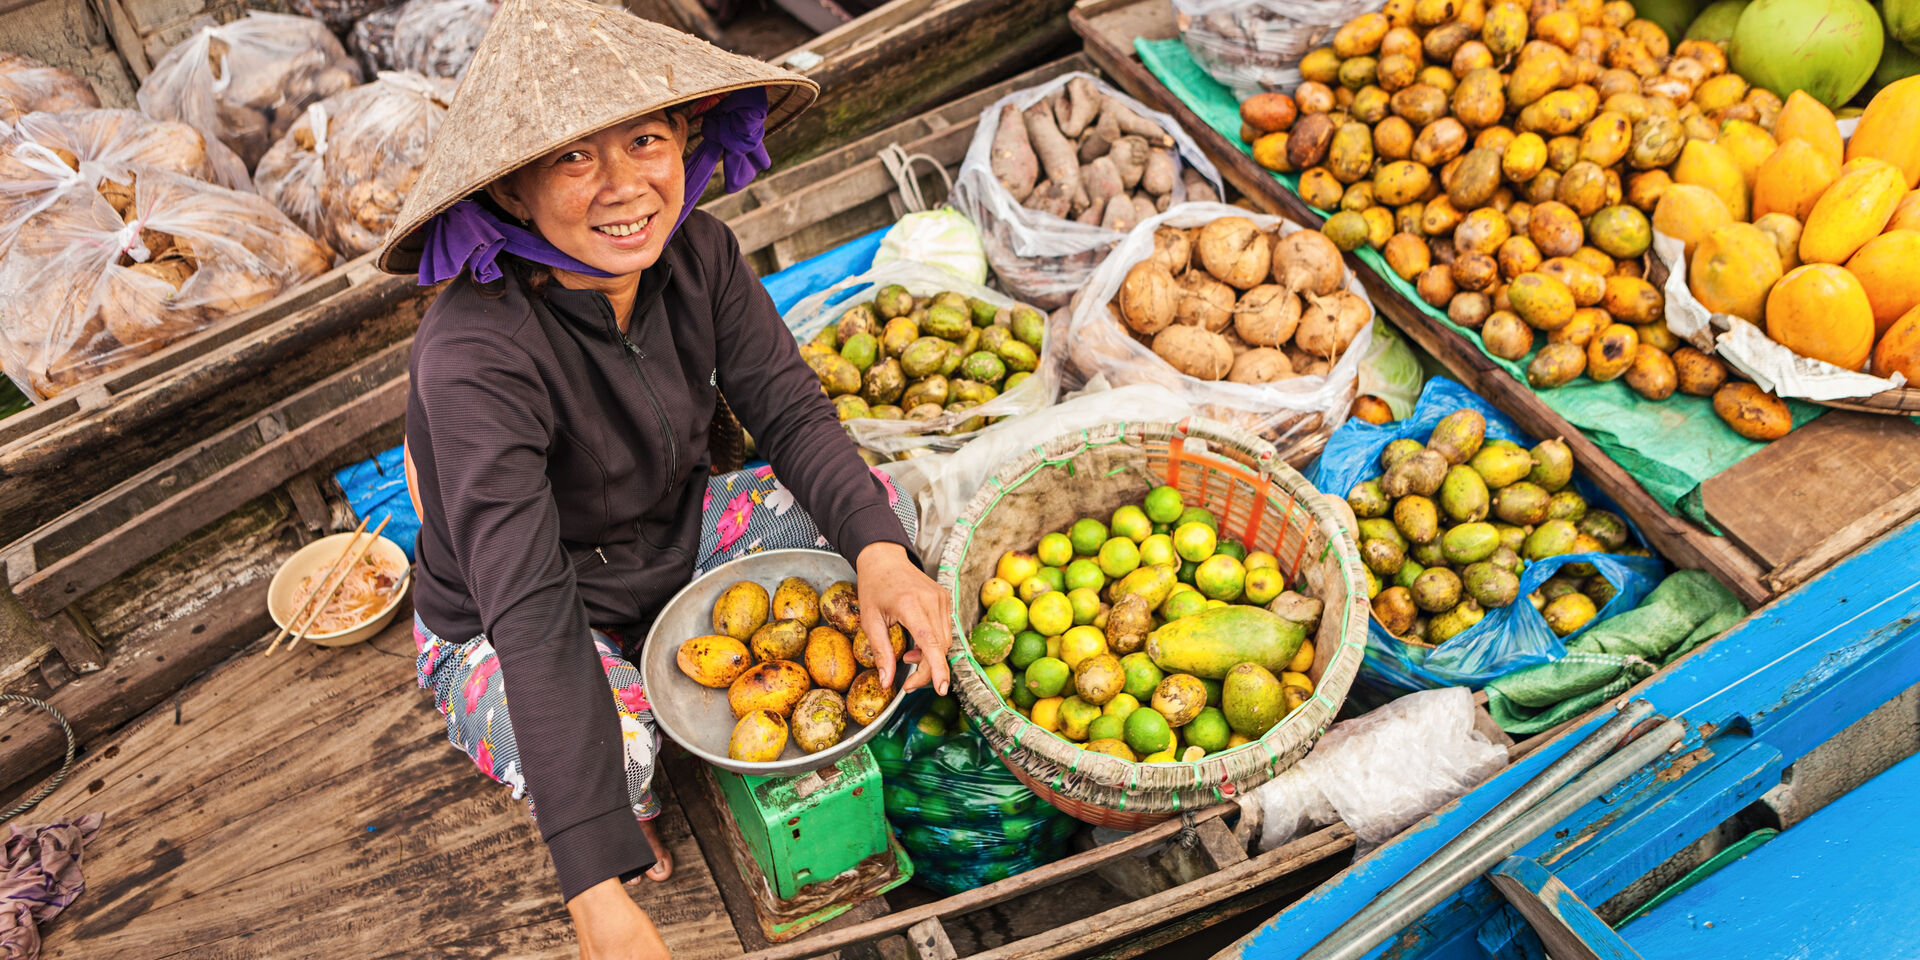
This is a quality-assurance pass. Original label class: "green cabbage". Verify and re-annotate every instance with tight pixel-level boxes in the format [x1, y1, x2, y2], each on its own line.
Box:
[873, 207, 988, 285]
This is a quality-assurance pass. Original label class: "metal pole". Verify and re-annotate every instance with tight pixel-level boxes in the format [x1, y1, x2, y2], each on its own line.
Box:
[1296, 717, 1688, 960]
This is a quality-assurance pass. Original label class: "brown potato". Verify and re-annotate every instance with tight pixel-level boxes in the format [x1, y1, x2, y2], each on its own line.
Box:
[1623, 343, 1677, 399]
[1713, 382, 1791, 440]
[1527, 342, 1588, 388]
[1449, 291, 1493, 328]
[1482, 310, 1535, 359]
[1383, 231, 1432, 281]
[1673, 346, 1729, 396]
[1417, 264, 1458, 308]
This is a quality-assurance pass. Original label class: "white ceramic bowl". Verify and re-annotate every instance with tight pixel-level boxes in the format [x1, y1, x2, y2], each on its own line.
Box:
[267, 532, 410, 647]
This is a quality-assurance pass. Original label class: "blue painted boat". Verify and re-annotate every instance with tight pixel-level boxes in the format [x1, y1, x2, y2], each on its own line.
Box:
[1218, 514, 1920, 960]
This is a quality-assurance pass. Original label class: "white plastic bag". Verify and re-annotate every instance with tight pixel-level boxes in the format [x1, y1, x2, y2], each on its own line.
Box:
[1238, 687, 1507, 855]
[254, 72, 455, 257]
[1066, 201, 1372, 465]
[950, 72, 1223, 310]
[785, 260, 1060, 453]
[1173, 0, 1388, 98]
[0, 53, 98, 123]
[349, 4, 408, 76]
[137, 12, 362, 179]
[392, 0, 497, 79]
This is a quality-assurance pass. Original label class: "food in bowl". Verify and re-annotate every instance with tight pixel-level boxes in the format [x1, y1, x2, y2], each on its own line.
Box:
[291, 548, 408, 634]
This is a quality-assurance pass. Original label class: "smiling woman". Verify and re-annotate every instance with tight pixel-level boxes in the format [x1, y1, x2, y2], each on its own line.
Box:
[373, 1, 955, 958]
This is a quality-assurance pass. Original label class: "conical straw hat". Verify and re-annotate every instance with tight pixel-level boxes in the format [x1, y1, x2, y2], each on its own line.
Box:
[376, 0, 817, 275]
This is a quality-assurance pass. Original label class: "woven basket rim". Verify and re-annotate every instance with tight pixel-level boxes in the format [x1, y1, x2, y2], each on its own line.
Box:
[935, 417, 1371, 815]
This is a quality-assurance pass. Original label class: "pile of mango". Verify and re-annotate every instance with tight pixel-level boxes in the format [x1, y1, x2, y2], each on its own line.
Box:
[965, 486, 1323, 763]
[801, 286, 1047, 435]
[1236, 0, 1808, 438]
[677, 577, 900, 762]
[1347, 408, 1650, 644]
[1672, 77, 1920, 404]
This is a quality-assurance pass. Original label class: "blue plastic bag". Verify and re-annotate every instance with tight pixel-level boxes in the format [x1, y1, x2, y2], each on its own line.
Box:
[1311, 378, 1664, 692]
[760, 227, 886, 317]
[333, 445, 422, 561]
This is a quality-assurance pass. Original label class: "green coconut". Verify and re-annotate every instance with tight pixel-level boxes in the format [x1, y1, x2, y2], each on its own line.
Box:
[1685, 0, 1751, 46]
[1885, 0, 1920, 55]
[1731, 0, 1883, 108]
[1636, 0, 1705, 43]
[1873, 2, 1920, 91]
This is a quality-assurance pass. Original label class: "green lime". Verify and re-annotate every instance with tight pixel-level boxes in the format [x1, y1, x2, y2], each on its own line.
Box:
[1153, 521, 1172, 536]
[1215, 539, 1248, 562]
[1012, 676, 1039, 709]
[1024, 657, 1070, 698]
[1066, 587, 1102, 625]
[1200, 677, 1223, 707]
[1064, 558, 1107, 593]
[1178, 558, 1199, 584]
[1028, 591, 1074, 637]
[1103, 692, 1140, 720]
[1111, 504, 1153, 543]
[1143, 485, 1186, 524]
[969, 621, 1014, 664]
[1244, 567, 1286, 605]
[984, 661, 1015, 697]
[1033, 565, 1066, 593]
[1120, 652, 1164, 701]
[1178, 507, 1219, 530]
[1060, 697, 1101, 741]
[1161, 589, 1209, 621]
[1037, 532, 1074, 567]
[1069, 518, 1109, 557]
[1184, 707, 1231, 753]
[1194, 554, 1246, 601]
[1174, 522, 1218, 562]
[1088, 713, 1126, 743]
[1098, 537, 1142, 578]
[928, 695, 960, 724]
[1123, 707, 1174, 756]
[1139, 533, 1177, 568]
[986, 596, 1029, 633]
[1017, 576, 1053, 604]
[1010, 630, 1048, 670]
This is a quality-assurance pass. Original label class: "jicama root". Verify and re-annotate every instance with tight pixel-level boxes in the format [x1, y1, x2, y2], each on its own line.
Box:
[990, 103, 1039, 202]
[1142, 148, 1177, 197]
[1183, 167, 1219, 204]
[1060, 77, 1101, 139]
[1102, 100, 1174, 147]
[1109, 136, 1148, 190]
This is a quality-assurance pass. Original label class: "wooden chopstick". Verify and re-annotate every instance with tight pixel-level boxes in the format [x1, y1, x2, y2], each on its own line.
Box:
[285, 515, 392, 654]
[265, 515, 369, 657]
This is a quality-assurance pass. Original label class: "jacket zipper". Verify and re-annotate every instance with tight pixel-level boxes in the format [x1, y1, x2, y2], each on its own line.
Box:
[594, 547, 609, 564]
[605, 312, 681, 483]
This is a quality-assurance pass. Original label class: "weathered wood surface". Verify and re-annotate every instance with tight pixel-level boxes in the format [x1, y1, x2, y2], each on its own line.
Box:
[1070, 0, 1773, 609]
[35, 618, 741, 960]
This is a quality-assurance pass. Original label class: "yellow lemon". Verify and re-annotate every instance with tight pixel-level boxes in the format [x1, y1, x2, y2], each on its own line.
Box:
[1059, 625, 1109, 671]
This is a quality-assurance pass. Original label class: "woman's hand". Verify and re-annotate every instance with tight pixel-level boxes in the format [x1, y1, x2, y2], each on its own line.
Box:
[569, 878, 672, 960]
[856, 542, 953, 695]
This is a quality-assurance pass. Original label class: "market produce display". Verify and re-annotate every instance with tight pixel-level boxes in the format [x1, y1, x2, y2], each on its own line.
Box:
[800, 284, 1045, 435]
[1345, 406, 1649, 644]
[0, 53, 98, 122]
[964, 484, 1324, 763]
[675, 576, 901, 762]
[1174, 0, 1390, 97]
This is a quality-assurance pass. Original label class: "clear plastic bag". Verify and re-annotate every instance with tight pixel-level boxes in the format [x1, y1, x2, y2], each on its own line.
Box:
[869, 692, 1076, 893]
[392, 0, 497, 79]
[137, 12, 363, 179]
[255, 72, 455, 257]
[287, 0, 398, 34]
[0, 53, 98, 123]
[1239, 687, 1507, 854]
[349, 4, 408, 76]
[1065, 201, 1372, 464]
[0, 167, 335, 401]
[1173, 0, 1389, 98]
[949, 72, 1223, 310]
[783, 260, 1061, 454]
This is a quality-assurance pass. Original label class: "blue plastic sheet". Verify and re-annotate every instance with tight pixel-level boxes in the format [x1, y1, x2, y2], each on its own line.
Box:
[760, 227, 886, 317]
[333, 445, 422, 561]
[1312, 378, 1665, 693]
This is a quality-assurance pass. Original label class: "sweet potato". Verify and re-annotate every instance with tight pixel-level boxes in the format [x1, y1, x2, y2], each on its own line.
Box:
[1229, 347, 1295, 383]
[1142, 148, 1177, 197]
[1183, 168, 1220, 204]
[1109, 136, 1148, 190]
[990, 104, 1038, 202]
[1101, 192, 1143, 233]
[1083, 156, 1124, 212]
[1024, 104, 1080, 205]
[1075, 195, 1106, 225]
[1077, 124, 1113, 165]
[1060, 77, 1102, 139]
[1027, 180, 1071, 218]
[1103, 98, 1174, 146]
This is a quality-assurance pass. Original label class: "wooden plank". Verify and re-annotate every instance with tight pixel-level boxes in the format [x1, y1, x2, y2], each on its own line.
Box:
[1700, 410, 1920, 569]
[38, 607, 103, 674]
[1193, 815, 1249, 871]
[905, 919, 958, 960]
[1764, 481, 1920, 594]
[87, 0, 149, 78]
[1489, 857, 1646, 960]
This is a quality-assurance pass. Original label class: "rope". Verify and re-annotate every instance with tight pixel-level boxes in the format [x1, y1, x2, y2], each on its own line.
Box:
[877, 143, 952, 214]
[0, 695, 75, 823]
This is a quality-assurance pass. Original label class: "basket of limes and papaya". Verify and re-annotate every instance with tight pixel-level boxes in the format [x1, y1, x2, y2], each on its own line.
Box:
[935, 418, 1370, 830]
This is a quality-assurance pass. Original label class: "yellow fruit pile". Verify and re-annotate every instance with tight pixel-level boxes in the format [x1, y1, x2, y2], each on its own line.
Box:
[677, 577, 901, 763]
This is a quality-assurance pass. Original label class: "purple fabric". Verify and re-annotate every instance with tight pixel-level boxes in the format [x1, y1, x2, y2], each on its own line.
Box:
[416, 86, 774, 286]
[0, 813, 103, 959]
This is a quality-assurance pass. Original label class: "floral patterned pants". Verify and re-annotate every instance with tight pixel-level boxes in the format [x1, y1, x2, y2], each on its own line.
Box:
[415, 465, 915, 825]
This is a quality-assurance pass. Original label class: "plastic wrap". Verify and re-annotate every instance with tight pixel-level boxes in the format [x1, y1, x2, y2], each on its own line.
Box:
[869, 692, 1076, 893]
[392, 0, 498, 79]
[784, 260, 1061, 454]
[1356, 323, 1424, 420]
[1172, 0, 1388, 98]
[949, 72, 1222, 310]
[255, 72, 455, 257]
[137, 12, 362, 179]
[870, 208, 987, 285]
[1065, 202, 1371, 464]
[0, 53, 98, 123]
[1312, 378, 1664, 692]
[288, 0, 397, 33]
[0, 167, 334, 401]
[1239, 687, 1507, 854]
[349, 4, 408, 76]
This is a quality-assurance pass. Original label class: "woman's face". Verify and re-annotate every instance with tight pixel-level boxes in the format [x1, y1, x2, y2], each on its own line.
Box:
[486, 110, 688, 280]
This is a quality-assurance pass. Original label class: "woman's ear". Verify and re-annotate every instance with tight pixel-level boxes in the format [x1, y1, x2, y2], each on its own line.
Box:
[484, 176, 531, 222]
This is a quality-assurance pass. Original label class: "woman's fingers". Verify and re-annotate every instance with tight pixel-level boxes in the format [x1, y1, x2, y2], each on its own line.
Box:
[859, 615, 898, 689]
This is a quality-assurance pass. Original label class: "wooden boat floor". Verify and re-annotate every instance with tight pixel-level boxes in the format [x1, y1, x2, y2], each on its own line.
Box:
[32, 609, 741, 960]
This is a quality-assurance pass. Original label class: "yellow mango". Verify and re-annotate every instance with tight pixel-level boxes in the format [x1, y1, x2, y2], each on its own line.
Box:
[1772, 90, 1844, 168]
[1799, 158, 1907, 264]
[1652, 183, 1733, 260]
[1846, 75, 1920, 189]
[1689, 223, 1783, 323]
[1717, 120, 1776, 191]
[1752, 139, 1839, 221]
[1671, 139, 1748, 222]
[1765, 264, 1875, 371]
[1844, 230, 1920, 337]
[1873, 305, 1920, 380]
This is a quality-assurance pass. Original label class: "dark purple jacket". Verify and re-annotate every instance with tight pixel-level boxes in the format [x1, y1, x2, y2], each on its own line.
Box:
[406, 210, 908, 901]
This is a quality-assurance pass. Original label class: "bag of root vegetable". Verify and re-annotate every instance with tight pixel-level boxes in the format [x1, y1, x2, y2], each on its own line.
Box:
[1066, 202, 1374, 466]
[0, 166, 334, 401]
[391, 0, 498, 79]
[349, 4, 408, 76]
[785, 260, 1061, 455]
[1173, 0, 1387, 98]
[255, 72, 455, 257]
[950, 72, 1223, 311]
[0, 53, 99, 123]
[137, 12, 363, 180]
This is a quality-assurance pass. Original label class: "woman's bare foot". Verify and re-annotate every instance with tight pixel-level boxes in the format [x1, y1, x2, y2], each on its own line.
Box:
[636, 818, 673, 882]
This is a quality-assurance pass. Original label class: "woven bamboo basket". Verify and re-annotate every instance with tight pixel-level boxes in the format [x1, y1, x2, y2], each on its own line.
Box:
[936, 418, 1370, 831]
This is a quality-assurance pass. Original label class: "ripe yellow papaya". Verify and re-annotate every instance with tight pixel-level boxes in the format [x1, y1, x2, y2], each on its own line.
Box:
[1847, 75, 1920, 189]
[1843, 230, 1920, 337]
[1690, 223, 1784, 323]
[1766, 264, 1875, 371]
[1799, 158, 1908, 264]
[1671, 139, 1749, 222]
[1772, 90, 1844, 168]
[1752, 139, 1840, 220]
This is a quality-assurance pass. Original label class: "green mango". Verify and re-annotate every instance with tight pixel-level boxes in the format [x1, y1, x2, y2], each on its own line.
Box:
[1440, 464, 1491, 522]
[1442, 521, 1500, 565]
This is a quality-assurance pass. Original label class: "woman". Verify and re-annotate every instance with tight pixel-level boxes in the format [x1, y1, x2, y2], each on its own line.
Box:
[375, 2, 953, 956]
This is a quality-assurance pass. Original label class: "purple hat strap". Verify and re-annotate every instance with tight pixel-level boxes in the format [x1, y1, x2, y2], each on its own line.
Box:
[415, 86, 773, 287]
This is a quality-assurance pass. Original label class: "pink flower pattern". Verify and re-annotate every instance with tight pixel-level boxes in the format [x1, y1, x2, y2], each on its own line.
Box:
[616, 682, 651, 714]
[716, 491, 755, 550]
[463, 657, 499, 713]
[475, 738, 496, 779]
